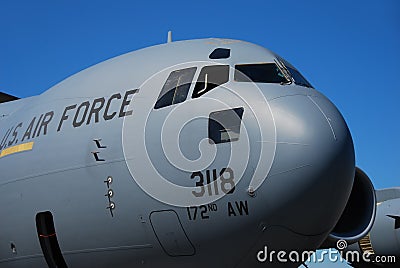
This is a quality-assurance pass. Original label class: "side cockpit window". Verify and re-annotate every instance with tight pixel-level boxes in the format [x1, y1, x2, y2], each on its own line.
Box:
[209, 107, 244, 144]
[286, 66, 313, 88]
[155, 67, 197, 109]
[192, 65, 229, 98]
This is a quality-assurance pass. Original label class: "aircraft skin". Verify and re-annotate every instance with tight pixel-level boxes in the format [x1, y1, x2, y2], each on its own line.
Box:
[0, 38, 396, 267]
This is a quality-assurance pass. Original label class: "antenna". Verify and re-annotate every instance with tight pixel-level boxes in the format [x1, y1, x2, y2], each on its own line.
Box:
[167, 31, 172, 43]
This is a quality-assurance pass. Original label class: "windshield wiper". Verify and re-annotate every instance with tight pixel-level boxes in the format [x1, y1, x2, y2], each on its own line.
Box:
[274, 59, 293, 85]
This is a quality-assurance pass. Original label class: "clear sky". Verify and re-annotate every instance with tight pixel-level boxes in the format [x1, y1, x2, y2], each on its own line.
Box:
[0, 1, 399, 267]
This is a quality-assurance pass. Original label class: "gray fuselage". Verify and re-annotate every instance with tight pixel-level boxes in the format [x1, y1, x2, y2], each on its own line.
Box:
[0, 38, 356, 267]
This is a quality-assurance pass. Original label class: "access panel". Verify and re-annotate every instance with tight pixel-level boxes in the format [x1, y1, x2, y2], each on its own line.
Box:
[150, 210, 195, 257]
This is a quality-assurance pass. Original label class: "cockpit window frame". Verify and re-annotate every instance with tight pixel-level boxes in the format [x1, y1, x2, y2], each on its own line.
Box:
[192, 65, 230, 98]
[208, 107, 244, 144]
[286, 66, 313, 88]
[234, 62, 313, 88]
[154, 67, 197, 110]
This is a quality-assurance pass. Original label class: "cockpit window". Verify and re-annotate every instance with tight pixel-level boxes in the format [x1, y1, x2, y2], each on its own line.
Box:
[209, 107, 244, 144]
[286, 66, 313, 88]
[209, 48, 231, 59]
[192, 65, 229, 98]
[155, 67, 197, 109]
[234, 63, 287, 83]
[234, 63, 313, 88]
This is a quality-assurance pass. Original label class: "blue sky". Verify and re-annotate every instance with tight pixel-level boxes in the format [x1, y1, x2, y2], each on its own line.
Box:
[0, 1, 399, 266]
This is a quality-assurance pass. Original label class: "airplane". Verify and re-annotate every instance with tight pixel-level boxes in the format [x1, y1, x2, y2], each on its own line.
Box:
[342, 187, 400, 267]
[0, 36, 398, 267]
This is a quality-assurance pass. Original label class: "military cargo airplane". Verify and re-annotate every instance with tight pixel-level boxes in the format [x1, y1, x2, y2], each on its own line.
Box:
[342, 187, 400, 267]
[0, 37, 398, 267]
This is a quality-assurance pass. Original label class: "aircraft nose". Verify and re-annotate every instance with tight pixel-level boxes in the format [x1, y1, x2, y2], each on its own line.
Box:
[262, 94, 355, 235]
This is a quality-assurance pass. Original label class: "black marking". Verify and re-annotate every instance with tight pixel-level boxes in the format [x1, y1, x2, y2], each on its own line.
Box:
[103, 93, 121, 121]
[227, 200, 249, 217]
[107, 202, 115, 217]
[87, 97, 105, 125]
[57, 104, 77, 132]
[104, 176, 113, 188]
[10, 243, 16, 254]
[94, 139, 107, 149]
[387, 215, 400, 229]
[0, 128, 11, 150]
[36, 111, 54, 137]
[92, 151, 105, 162]
[105, 189, 114, 199]
[22, 117, 36, 141]
[32, 114, 44, 138]
[118, 89, 137, 117]
[8, 123, 22, 147]
[73, 101, 90, 128]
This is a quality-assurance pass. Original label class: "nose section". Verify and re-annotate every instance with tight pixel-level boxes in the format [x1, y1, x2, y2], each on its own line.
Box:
[264, 94, 355, 236]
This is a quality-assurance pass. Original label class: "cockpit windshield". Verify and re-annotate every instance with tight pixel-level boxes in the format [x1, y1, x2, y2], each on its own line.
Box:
[154, 67, 196, 109]
[234, 63, 313, 88]
[192, 65, 229, 98]
[234, 63, 287, 84]
[286, 66, 313, 88]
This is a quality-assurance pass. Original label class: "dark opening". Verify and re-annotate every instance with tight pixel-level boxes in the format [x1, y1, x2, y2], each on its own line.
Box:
[331, 168, 376, 239]
[209, 48, 231, 59]
[36, 211, 68, 268]
[234, 63, 287, 83]
[209, 107, 244, 144]
[286, 66, 313, 88]
[192, 65, 229, 98]
[0, 92, 19, 104]
[154, 67, 197, 109]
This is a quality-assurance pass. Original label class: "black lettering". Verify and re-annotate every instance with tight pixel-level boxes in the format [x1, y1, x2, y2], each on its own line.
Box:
[119, 89, 138, 117]
[87, 97, 105, 125]
[212, 169, 219, 195]
[200, 205, 209, 219]
[206, 170, 212, 196]
[57, 105, 77, 132]
[235, 201, 249, 216]
[0, 128, 12, 150]
[36, 111, 54, 137]
[207, 203, 218, 211]
[8, 123, 22, 146]
[187, 207, 193, 220]
[220, 167, 235, 194]
[73, 101, 90, 128]
[227, 202, 236, 217]
[187, 206, 198, 220]
[32, 114, 43, 138]
[227, 201, 249, 217]
[22, 117, 36, 142]
[103, 93, 121, 121]
[191, 171, 205, 197]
